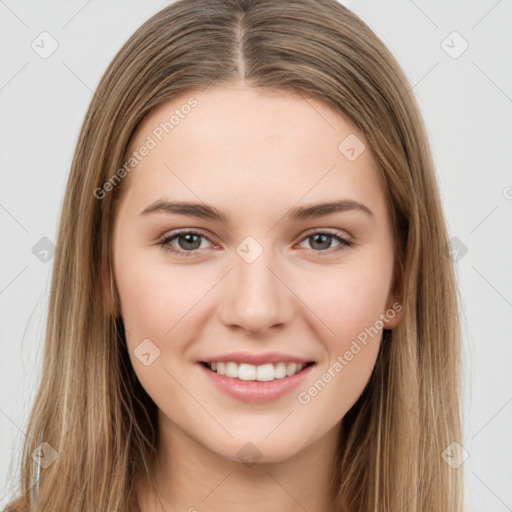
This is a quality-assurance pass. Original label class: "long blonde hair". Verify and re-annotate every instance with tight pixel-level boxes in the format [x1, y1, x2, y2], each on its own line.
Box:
[6, 1, 463, 510]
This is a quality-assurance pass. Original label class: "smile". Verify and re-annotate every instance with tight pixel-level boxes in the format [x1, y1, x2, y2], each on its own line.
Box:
[202, 361, 314, 381]
[198, 360, 316, 403]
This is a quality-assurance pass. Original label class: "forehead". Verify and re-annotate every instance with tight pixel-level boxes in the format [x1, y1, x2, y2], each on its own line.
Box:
[130, 84, 364, 161]
[118, 85, 388, 225]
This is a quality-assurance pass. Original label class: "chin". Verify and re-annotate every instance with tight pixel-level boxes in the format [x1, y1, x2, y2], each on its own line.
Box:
[204, 435, 309, 467]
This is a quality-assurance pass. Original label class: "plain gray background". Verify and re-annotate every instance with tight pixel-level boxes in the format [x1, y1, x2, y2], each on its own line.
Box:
[1, 1, 511, 510]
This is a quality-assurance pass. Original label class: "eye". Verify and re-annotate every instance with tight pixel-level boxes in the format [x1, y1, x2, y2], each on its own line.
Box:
[157, 229, 353, 258]
[297, 229, 353, 257]
[158, 230, 215, 257]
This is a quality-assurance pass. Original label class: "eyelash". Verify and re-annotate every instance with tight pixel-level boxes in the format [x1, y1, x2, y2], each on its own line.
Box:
[157, 229, 353, 258]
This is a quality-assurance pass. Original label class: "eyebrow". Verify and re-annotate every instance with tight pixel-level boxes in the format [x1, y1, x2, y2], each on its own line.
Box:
[140, 199, 374, 223]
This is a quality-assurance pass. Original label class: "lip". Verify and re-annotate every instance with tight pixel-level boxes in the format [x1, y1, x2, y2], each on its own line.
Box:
[197, 361, 316, 403]
[199, 351, 315, 366]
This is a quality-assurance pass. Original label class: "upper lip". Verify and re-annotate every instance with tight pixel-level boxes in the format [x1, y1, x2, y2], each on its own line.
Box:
[200, 352, 315, 366]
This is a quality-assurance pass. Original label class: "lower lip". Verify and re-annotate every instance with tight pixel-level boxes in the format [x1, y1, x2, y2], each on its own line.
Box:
[198, 362, 315, 403]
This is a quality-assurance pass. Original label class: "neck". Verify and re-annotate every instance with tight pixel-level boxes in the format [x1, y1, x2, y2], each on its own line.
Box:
[134, 415, 340, 512]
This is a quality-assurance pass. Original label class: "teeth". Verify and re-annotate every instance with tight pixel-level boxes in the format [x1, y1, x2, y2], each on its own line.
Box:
[207, 361, 306, 381]
[274, 362, 287, 379]
[256, 363, 274, 381]
[286, 362, 298, 376]
[239, 363, 256, 380]
[225, 362, 239, 378]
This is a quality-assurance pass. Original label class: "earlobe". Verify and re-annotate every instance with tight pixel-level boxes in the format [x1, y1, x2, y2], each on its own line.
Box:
[383, 302, 403, 330]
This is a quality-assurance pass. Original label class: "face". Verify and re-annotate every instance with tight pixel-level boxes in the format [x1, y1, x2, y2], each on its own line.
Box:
[109, 84, 402, 464]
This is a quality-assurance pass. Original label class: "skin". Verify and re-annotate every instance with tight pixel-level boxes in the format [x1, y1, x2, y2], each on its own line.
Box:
[108, 83, 403, 512]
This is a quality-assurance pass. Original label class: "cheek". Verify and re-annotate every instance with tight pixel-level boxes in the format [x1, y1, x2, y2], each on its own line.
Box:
[114, 251, 197, 402]
[114, 248, 201, 339]
[292, 263, 389, 408]
[293, 269, 386, 421]
[299, 262, 392, 345]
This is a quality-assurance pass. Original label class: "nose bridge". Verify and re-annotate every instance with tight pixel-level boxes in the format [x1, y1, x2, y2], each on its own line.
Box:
[220, 235, 293, 332]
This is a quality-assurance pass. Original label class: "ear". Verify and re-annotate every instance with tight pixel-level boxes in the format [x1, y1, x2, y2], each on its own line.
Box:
[382, 297, 403, 330]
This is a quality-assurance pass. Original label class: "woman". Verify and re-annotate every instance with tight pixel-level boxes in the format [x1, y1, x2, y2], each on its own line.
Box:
[5, 0, 464, 510]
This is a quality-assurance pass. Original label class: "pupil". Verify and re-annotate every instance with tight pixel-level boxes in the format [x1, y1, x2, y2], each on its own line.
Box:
[180, 233, 200, 250]
[312, 234, 331, 250]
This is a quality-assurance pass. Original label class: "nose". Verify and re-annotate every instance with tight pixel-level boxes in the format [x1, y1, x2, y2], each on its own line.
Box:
[218, 244, 295, 335]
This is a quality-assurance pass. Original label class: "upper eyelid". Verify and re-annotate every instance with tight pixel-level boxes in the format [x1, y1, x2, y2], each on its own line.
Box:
[301, 227, 352, 240]
[160, 228, 216, 245]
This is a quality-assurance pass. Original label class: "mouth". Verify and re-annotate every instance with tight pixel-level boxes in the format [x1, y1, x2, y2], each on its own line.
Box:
[199, 360, 316, 382]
